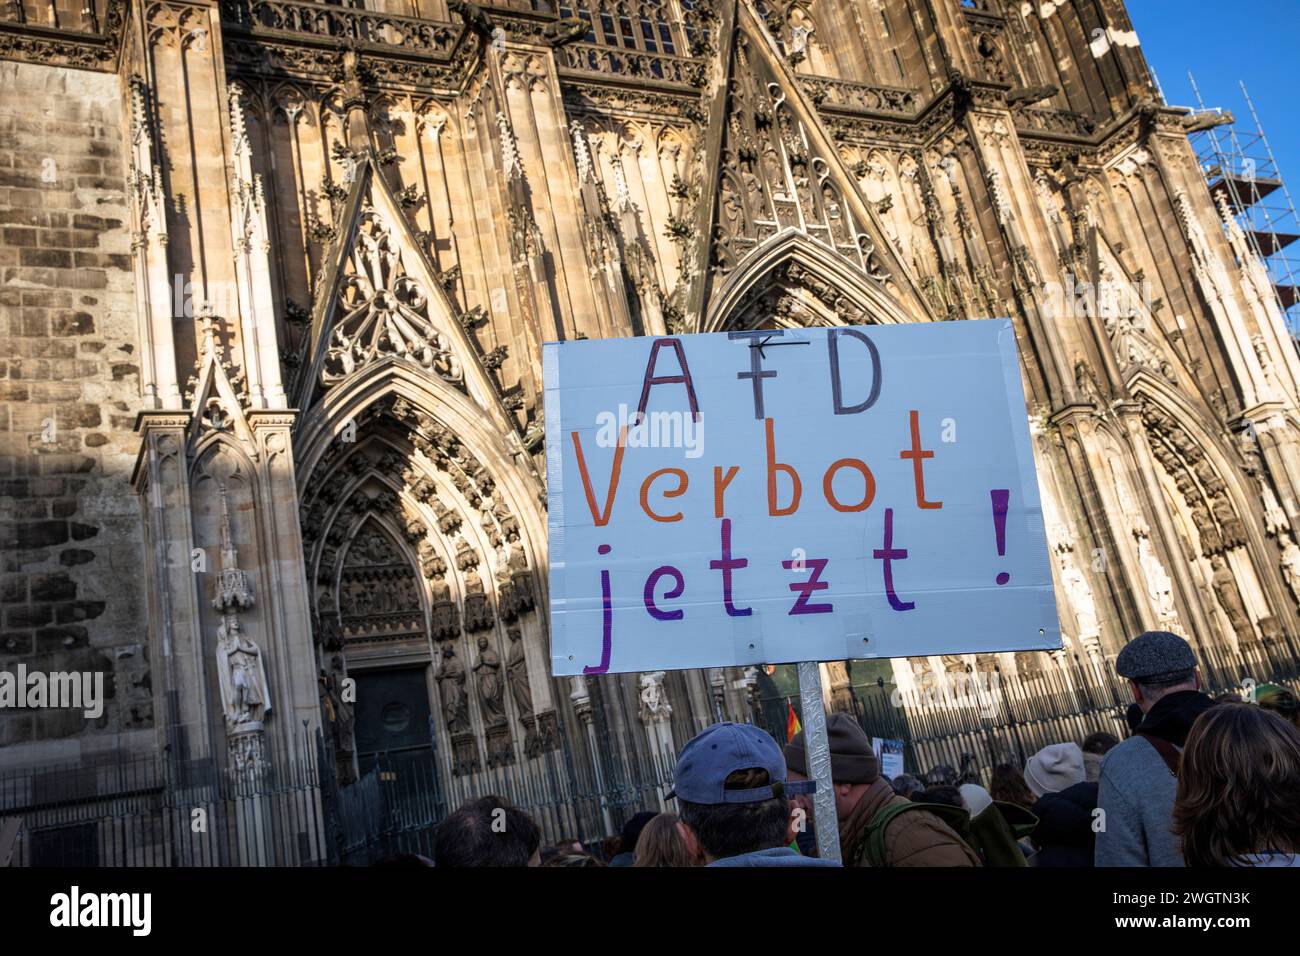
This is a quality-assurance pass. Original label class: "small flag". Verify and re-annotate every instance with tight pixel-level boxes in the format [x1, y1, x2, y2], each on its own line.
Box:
[786, 700, 802, 742]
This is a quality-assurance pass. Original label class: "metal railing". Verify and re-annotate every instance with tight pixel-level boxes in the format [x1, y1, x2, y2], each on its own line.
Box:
[1, 731, 331, 867]
[5, 632, 1296, 865]
[754, 634, 1300, 785]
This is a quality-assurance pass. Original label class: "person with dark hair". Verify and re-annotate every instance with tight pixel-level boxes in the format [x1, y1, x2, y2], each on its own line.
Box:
[671, 722, 839, 867]
[1096, 631, 1218, 867]
[541, 849, 606, 867]
[890, 773, 924, 800]
[786, 714, 979, 867]
[1081, 731, 1120, 783]
[915, 785, 964, 808]
[632, 812, 694, 867]
[1027, 776, 1099, 868]
[923, 764, 958, 787]
[989, 763, 1036, 810]
[599, 834, 621, 863]
[433, 794, 541, 867]
[1255, 683, 1300, 729]
[1172, 704, 1300, 867]
[607, 810, 657, 867]
[537, 846, 561, 866]
[370, 852, 434, 867]
[539, 837, 585, 866]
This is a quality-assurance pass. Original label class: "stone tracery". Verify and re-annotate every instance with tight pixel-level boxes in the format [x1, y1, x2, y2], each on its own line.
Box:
[322, 205, 464, 387]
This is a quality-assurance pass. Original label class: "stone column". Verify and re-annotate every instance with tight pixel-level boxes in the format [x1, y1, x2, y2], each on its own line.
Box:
[570, 676, 613, 837]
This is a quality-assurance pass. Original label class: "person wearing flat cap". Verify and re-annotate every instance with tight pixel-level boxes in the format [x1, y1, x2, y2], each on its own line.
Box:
[785, 713, 980, 866]
[669, 722, 840, 866]
[1095, 630, 1217, 867]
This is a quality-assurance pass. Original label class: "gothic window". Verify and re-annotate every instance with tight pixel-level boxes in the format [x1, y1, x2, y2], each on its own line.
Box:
[680, 0, 698, 50]
[658, 19, 675, 54]
[565, 1, 688, 54]
[640, 16, 658, 52]
[618, 12, 636, 48]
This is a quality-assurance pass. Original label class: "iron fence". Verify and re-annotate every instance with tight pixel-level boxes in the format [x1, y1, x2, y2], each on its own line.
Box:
[754, 635, 1300, 786]
[0, 731, 331, 866]
[4, 634, 1298, 866]
[329, 709, 685, 864]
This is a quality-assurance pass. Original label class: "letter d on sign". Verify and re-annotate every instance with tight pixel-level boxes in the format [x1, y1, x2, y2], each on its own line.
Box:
[828, 328, 882, 415]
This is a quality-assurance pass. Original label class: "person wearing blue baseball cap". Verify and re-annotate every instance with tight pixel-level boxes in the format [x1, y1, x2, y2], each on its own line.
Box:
[668, 722, 840, 867]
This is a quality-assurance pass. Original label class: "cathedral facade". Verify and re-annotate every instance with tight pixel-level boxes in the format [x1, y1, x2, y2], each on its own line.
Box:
[3, 0, 1300, 853]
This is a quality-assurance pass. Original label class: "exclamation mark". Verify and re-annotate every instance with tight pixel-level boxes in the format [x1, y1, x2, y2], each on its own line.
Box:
[991, 489, 1010, 585]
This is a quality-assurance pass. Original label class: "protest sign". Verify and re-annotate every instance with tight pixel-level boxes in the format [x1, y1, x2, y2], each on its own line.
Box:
[543, 319, 1060, 677]
[872, 737, 906, 780]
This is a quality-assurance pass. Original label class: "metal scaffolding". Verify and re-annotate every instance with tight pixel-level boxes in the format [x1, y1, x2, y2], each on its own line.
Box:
[1187, 76, 1300, 337]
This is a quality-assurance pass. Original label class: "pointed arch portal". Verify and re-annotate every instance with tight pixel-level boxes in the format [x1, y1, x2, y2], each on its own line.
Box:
[290, 149, 556, 789]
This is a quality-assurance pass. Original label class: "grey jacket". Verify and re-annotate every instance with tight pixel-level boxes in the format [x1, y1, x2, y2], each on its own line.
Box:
[1094, 735, 1181, 867]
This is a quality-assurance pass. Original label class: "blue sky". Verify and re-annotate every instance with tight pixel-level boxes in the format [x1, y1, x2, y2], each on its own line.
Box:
[1128, 0, 1299, 182]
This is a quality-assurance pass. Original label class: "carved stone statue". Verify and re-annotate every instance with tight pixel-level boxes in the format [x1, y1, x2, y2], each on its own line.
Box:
[315, 590, 343, 651]
[1060, 557, 1101, 649]
[1260, 483, 1288, 537]
[1074, 360, 1101, 408]
[319, 668, 356, 785]
[473, 635, 507, 728]
[1137, 536, 1177, 623]
[508, 544, 535, 612]
[1015, 651, 1043, 680]
[1280, 534, 1300, 605]
[1220, 510, 1250, 559]
[1117, 474, 1148, 538]
[638, 671, 672, 724]
[215, 615, 271, 731]
[505, 627, 533, 718]
[435, 644, 470, 734]
[569, 675, 592, 723]
[910, 656, 935, 691]
[1210, 554, 1252, 641]
[824, 660, 853, 713]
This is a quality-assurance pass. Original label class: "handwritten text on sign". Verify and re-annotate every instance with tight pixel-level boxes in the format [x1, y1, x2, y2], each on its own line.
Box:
[543, 319, 1060, 676]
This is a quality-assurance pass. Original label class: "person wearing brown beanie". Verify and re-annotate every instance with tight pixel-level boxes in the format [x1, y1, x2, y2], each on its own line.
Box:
[785, 713, 980, 867]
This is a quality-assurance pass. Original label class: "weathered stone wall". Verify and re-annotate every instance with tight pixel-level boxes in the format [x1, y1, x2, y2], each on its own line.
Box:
[0, 61, 151, 761]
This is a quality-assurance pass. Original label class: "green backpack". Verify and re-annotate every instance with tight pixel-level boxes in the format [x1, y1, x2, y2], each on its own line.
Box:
[857, 800, 977, 867]
[857, 799, 1036, 867]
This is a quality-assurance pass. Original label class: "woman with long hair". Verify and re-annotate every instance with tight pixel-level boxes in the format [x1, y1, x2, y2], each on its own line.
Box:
[1172, 704, 1300, 867]
[989, 762, 1036, 810]
[632, 812, 695, 867]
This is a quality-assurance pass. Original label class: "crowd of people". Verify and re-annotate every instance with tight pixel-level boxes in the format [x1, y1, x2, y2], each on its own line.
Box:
[401, 631, 1300, 868]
